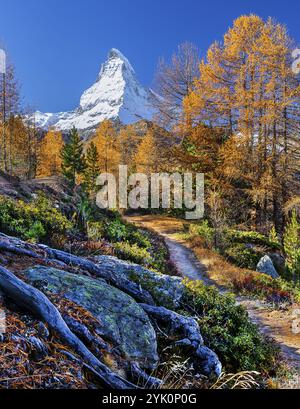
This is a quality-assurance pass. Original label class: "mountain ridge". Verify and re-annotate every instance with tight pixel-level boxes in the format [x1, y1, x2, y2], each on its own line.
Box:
[34, 49, 157, 137]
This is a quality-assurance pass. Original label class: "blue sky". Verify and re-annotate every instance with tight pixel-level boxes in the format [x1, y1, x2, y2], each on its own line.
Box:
[1, 0, 300, 112]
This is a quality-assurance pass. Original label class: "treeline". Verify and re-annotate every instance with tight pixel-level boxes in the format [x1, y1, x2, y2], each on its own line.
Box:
[155, 15, 300, 236]
[36, 120, 170, 192]
[1, 14, 300, 237]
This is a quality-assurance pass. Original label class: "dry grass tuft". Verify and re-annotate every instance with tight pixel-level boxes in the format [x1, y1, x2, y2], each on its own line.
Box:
[188, 238, 255, 288]
[211, 371, 260, 389]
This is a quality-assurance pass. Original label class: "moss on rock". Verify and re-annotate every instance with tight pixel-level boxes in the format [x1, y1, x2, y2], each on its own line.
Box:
[23, 266, 158, 368]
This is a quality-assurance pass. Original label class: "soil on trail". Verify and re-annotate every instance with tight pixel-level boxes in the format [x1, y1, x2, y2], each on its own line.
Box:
[126, 214, 300, 388]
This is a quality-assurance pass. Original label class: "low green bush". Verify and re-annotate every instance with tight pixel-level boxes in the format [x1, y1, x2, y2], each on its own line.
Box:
[102, 218, 152, 248]
[182, 279, 281, 375]
[85, 212, 170, 271]
[126, 228, 151, 249]
[0, 193, 72, 244]
[113, 242, 153, 266]
[232, 273, 300, 305]
[188, 223, 280, 254]
[103, 219, 128, 242]
[87, 221, 105, 241]
[25, 220, 46, 241]
[227, 229, 281, 251]
[189, 220, 214, 248]
[224, 243, 263, 270]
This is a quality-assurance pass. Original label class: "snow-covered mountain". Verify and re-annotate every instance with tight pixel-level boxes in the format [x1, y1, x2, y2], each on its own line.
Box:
[34, 49, 157, 137]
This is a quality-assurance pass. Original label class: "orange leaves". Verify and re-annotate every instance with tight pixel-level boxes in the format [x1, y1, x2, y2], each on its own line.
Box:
[37, 129, 64, 178]
[135, 129, 159, 174]
[91, 120, 120, 174]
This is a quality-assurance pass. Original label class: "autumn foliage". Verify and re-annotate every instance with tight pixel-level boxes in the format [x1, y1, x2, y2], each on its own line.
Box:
[37, 129, 64, 177]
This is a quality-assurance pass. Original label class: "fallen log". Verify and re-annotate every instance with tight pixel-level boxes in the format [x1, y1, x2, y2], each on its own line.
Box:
[0, 265, 136, 389]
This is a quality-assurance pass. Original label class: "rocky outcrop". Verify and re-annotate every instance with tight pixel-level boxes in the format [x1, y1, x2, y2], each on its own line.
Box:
[0, 232, 222, 387]
[94, 255, 184, 309]
[256, 255, 280, 279]
[24, 266, 158, 368]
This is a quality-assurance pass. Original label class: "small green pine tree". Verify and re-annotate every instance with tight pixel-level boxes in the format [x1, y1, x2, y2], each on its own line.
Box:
[61, 127, 86, 189]
[283, 210, 300, 282]
[84, 142, 100, 195]
[269, 226, 280, 245]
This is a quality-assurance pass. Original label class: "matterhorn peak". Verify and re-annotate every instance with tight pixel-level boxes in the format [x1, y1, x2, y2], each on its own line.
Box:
[109, 47, 124, 58]
[96, 48, 135, 83]
[108, 48, 132, 65]
[34, 49, 157, 138]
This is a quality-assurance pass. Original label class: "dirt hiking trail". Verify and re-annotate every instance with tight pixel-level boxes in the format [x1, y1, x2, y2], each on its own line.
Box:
[126, 215, 300, 388]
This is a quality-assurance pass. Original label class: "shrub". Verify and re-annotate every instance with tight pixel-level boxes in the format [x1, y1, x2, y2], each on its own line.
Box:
[126, 228, 151, 249]
[232, 273, 300, 305]
[224, 243, 263, 270]
[102, 219, 151, 247]
[189, 220, 214, 248]
[86, 214, 170, 271]
[25, 221, 46, 242]
[283, 210, 300, 282]
[182, 279, 281, 375]
[0, 194, 72, 244]
[87, 221, 105, 241]
[227, 229, 281, 251]
[113, 242, 153, 266]
[103, 219, 127, 242]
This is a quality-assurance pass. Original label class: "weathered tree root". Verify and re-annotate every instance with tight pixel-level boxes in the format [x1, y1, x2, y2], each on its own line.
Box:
[43, 247, 155, 305]
[129, 362, 162, 389]
[0, 265, 136, 389]
[0, 233, 222, 379]
[0, 240, 39, 259]
[193, 346, 222, 378]
[140, 304, 204, 349]
[140, 304, 222, 378]
[63, 315, 109, 352]
[0, 234, 154, 305]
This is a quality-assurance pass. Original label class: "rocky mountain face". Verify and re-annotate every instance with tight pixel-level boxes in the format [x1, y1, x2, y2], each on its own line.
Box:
[34, 49, 157, 138]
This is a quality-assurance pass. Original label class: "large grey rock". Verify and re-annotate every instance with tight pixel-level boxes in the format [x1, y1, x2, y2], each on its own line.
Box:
[256, 255, 279, 279]
[23, 266, 158, 368]
[94, 255, 184, 309]
[268, 253, 286, 275]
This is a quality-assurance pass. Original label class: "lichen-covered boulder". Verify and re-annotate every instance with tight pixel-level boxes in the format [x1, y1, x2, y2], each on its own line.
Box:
[23, 266, 158, 368]
[256, 255, 279, 279]
[94, 255, 184, 309]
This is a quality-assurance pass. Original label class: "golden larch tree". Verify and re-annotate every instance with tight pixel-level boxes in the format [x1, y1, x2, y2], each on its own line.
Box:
[135, 129, 159, 174]
[91, 120, 120, 174]
[37, 129, 64, 177]
[183, 15, 300, 232]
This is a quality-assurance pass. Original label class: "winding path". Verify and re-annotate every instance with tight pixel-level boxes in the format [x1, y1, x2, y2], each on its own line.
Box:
[126, 214, 300, 388]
